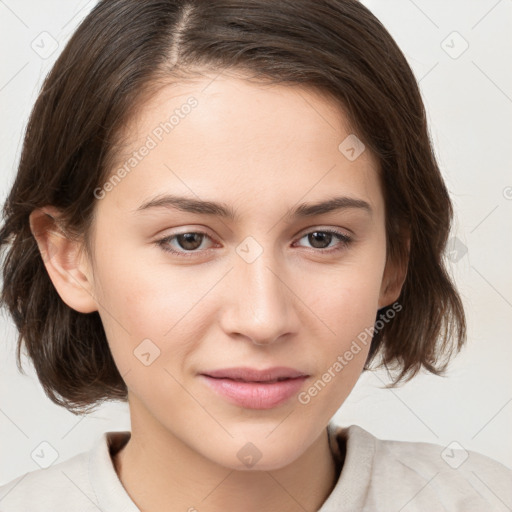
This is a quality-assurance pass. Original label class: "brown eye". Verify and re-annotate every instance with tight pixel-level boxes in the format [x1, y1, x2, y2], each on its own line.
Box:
[308, 231, 334, 249]
[295, 229, 352, 254]
[156, 231, 215, 256]
[175, 233, 204, 251]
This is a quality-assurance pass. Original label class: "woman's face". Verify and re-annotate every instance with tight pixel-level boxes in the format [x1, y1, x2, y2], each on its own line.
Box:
[85, 74, 401, 470]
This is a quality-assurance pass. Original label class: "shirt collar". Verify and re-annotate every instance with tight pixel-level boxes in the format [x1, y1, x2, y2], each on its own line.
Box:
[319, 422, 376, 511]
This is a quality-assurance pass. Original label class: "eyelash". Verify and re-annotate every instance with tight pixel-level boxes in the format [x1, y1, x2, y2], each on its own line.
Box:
[155, 228, 352, 258]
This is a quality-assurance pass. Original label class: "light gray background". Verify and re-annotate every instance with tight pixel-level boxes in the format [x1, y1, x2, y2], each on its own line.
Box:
[1, 0, 511, 485]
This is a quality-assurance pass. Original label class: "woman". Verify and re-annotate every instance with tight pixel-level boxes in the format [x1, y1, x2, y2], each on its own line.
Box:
[0, 1, 510, 510]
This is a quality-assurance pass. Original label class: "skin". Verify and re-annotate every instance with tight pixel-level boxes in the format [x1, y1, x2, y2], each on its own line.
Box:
[30, 72, 406, 512]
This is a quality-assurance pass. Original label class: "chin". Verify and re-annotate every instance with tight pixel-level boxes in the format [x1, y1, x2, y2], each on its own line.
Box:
[203, 435, 306, 472]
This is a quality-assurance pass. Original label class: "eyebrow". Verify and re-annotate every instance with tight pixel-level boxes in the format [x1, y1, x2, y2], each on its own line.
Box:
[133, 194, 372, 220]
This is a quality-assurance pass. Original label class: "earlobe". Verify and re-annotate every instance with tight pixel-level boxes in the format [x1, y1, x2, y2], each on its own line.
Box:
[378, 240, 410, 309]
[29, 206, 98, 314]
[378, 272, 405, 309]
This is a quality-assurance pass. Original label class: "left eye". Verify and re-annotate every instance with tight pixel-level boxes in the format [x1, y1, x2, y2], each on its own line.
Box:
[155, 229, 352, 256]
[295, 229, 352, 252]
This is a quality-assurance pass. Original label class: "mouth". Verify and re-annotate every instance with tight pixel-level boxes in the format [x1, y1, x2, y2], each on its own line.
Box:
[201, 366, 308, 382]
[199, 367, 309, 409]
[216, 376, 292, 383]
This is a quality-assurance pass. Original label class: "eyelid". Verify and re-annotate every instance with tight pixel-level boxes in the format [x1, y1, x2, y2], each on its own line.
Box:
[154, 225, 217, 243]
[295, 224, 353, 239]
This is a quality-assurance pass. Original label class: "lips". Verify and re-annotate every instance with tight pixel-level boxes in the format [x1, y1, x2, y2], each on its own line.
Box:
[199, 367, 309, 409]
[201, 366, 308, 382]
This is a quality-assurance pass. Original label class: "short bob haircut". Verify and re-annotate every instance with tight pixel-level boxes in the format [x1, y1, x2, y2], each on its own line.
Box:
[0, 0, 465, 415]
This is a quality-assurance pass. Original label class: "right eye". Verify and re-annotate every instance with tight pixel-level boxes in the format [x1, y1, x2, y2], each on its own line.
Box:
[155, 231, 217, 257]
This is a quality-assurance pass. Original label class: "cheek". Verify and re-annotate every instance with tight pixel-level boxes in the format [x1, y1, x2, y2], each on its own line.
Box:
[303, 254, 386, 340]
[293, 252, 385, 403]
[294, 279, 379, 416]
[92, 247, 215, 377]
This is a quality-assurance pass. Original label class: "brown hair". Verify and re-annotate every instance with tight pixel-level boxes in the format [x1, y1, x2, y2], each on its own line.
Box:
[0, 0, 465, 414]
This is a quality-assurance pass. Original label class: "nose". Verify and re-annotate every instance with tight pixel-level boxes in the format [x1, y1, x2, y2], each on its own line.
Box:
[219, 248, 299, 346]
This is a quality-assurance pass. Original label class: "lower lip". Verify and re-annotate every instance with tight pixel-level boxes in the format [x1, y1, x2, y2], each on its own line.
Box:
[200, 375, 308, 409]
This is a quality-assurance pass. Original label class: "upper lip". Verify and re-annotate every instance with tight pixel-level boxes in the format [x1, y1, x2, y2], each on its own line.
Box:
[201, 366, 309, 382]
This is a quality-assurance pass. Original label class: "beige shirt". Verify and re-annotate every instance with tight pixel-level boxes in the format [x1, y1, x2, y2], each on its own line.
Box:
[1, 422, 511, 511]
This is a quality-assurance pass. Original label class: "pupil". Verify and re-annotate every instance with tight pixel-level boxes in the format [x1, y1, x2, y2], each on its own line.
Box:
[309, 231, 331, 249]
[178, 233, 202, 250]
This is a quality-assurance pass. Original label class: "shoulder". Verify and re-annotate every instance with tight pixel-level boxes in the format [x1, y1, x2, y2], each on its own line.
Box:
[0, 431, 134, 512]
[334, 424, 512, 511]
[0, 449, 93, 511]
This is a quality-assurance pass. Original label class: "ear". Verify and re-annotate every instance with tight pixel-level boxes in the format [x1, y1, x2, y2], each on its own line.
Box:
[378, 238, 409, 309]
[29, 206, 98, 314]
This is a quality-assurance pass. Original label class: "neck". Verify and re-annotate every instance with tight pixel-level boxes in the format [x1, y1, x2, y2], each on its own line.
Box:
[113, 416, 339, 512]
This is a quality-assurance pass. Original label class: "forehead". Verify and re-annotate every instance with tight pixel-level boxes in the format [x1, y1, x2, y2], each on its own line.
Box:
[101, 73, 383, 219]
